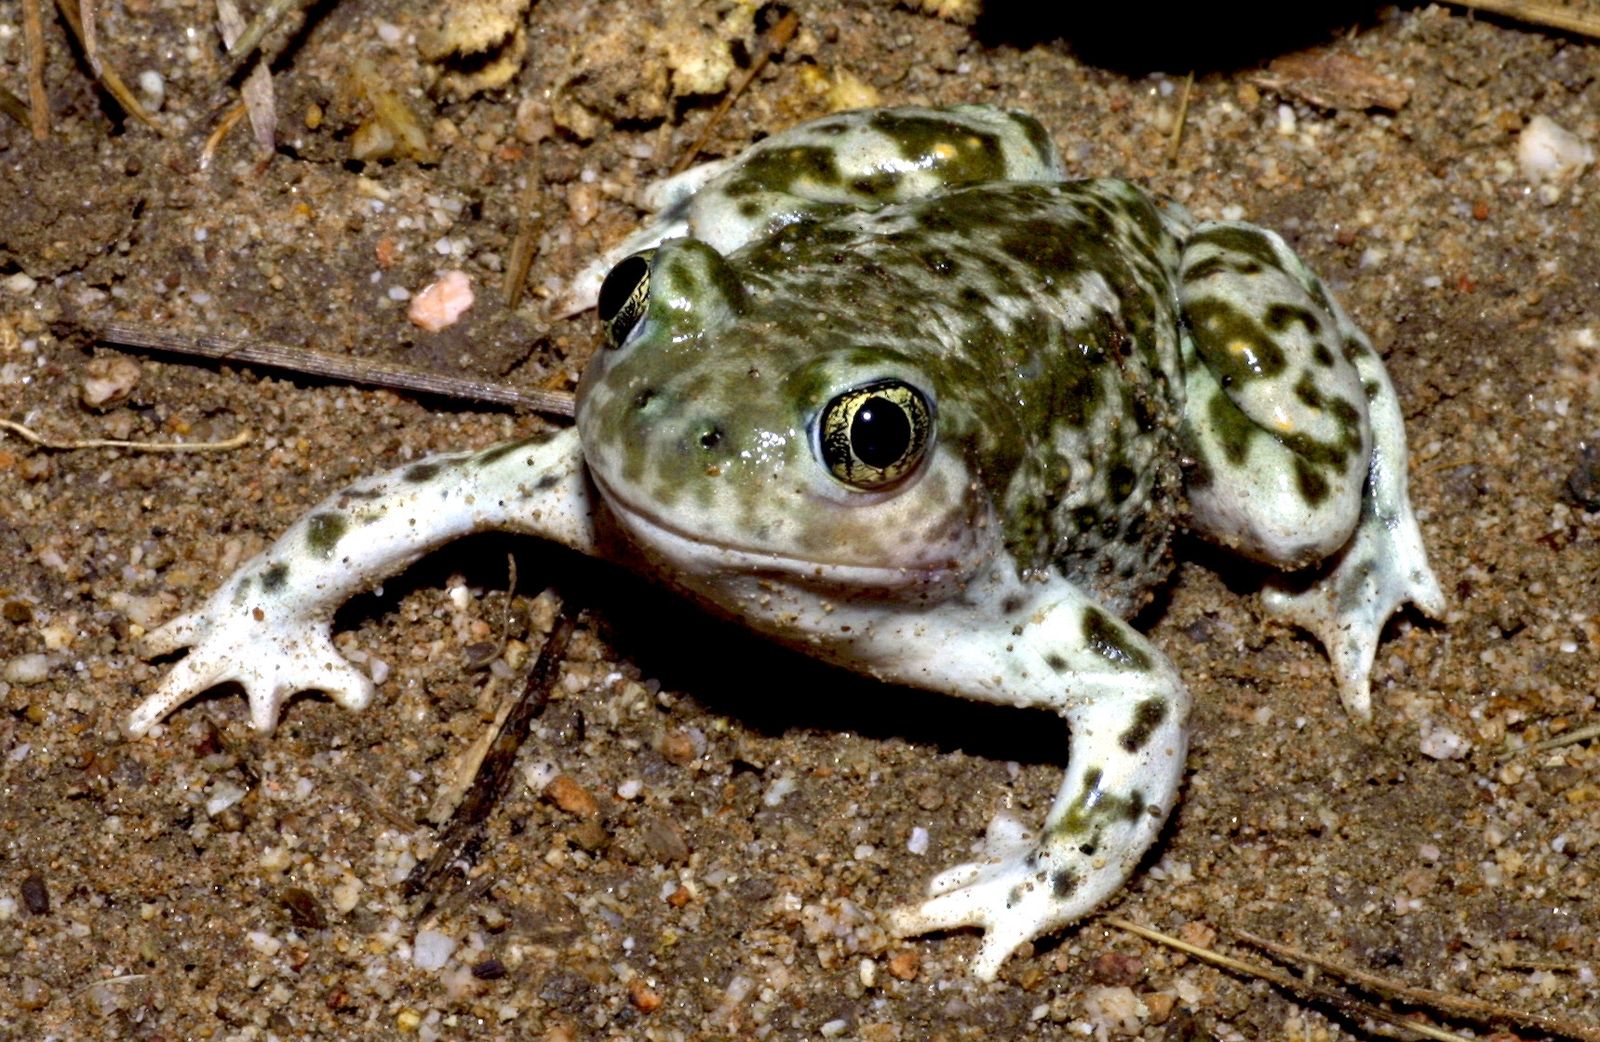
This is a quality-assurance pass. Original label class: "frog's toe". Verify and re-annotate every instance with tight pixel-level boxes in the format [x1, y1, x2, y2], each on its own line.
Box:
[1264, 513, 1444, 719]
[886, 854, 1069, 982]
[130, 618, 376, 737]
[142, 611, 200, 658]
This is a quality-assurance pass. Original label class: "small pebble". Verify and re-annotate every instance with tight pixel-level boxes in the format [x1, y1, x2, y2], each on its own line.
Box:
[543, 774, 600, 818]
[80, 355, 141, 410]
[470, 956, 507, 980]
[2, 272, 37, 295]
[1419, 722, 1471, 760]
[20, 872, 50, 915]
[279, 887, 327, 931]
[16, 976, 49, 1010]
[412, 929, 458, 971]
[1518, 115, 1594, 185]
[4, 654, 51, 686]
[136, 69, 165, 112]
[407, 270, 474, 332]
[627, 978, 662, 1013]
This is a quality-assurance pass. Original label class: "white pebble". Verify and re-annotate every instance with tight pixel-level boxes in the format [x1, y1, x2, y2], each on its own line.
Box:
[247, 930, 282, 956]
[136, 70, 165, 112]
[376, 21, 403, 45]
[331, 876, 363, 914]
[906, 826, 929, 855]
[615, 778, 643, 800]
[762, 772, 797, 807]
[2, 272, 37, 295]
[1518, 115, 1594, 185]
[205, 781, 248, 817]
[411, 929, 458, 971]
[3, 653, 51, 685]
[1418, 723, 1471, 760]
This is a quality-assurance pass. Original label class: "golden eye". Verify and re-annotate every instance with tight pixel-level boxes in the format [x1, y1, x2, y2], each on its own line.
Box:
[597, 250, 654, 348]
[818, 378, 934, 489]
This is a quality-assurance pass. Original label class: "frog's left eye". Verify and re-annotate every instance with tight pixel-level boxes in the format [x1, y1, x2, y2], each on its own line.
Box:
[597, 250, 654, 348]
[818, 378, 934, 490]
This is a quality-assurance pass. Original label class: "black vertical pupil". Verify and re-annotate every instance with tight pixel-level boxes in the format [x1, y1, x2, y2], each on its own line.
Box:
[598, 255, 647, 322]
[851, 396, 910, 468]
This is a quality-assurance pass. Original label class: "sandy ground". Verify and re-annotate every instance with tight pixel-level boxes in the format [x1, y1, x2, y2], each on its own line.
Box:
[2, 1, 1599, 1039]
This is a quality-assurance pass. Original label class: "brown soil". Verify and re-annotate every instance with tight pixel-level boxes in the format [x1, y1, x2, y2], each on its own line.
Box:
[2, 2, 1598, 1039]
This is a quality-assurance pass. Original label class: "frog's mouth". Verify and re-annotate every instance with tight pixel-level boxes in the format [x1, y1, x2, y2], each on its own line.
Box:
[589, 471, 970, 593]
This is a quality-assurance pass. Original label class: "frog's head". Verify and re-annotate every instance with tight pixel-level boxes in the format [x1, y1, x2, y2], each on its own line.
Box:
[575, 239, 993, 601]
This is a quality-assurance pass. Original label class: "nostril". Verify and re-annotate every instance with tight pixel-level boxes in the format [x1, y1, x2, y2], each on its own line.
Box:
[699, 426, 724, 450]
[632, 388, 656, 410]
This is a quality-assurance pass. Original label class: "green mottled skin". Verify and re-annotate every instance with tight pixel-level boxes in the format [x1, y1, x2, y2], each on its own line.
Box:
[580, 179, 1194, 614]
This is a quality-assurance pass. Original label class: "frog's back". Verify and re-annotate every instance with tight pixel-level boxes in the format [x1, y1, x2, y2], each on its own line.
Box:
[736, 176, 1190, 615]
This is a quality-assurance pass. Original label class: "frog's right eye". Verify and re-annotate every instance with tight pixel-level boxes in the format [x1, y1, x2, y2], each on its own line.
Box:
[817, 378, 934, 490]
[597, 250, 655, 348]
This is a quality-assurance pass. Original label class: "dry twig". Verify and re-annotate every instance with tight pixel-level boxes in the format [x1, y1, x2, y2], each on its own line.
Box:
[23, 0, 49, 140]
[0, 85, 32, 127]
[503, 149, 546, 310]
[1232, 926, 1600, 1042]
[1447, 0, 1600, 37]
[1, 418, 251, 453]
[403, 595, 580, 909]
[671, 10, 800, 175]
[1106, 917, 1477, 1042]
[99, 322, 577, 417]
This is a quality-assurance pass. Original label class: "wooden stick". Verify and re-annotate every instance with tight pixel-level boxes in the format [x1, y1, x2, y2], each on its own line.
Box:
[98, 321, 577, 417]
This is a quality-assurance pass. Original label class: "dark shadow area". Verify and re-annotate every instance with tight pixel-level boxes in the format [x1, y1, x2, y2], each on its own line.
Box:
[972, 1, 1382, 73]
[334, 533, 1070, 769]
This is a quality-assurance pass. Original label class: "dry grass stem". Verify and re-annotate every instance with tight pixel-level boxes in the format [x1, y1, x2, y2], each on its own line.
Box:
[216, 0, 277, 156]
[0, 83, 33, 128]
[53, 0, 163, 131]
[99, 321, 577, 417]
[79, 0, 99, 72]
[1521, 720, 1600, 753]
[200, 100, 247, 167]
[1165, 71, 1194, 165]
[1, 418, 252, 453]
[215, 0, 302, 84]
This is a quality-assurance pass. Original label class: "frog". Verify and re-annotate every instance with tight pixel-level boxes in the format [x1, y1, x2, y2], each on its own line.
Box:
[129, 105, 1443, 981]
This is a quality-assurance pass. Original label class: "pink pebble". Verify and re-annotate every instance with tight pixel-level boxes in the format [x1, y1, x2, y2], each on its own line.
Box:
[408, 270, 474, 332]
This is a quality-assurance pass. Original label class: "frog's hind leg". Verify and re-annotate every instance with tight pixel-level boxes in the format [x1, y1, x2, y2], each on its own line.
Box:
[1177, 222, 1444, 718]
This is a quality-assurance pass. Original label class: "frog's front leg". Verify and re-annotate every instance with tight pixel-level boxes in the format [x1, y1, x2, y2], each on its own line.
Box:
[130, 428, 593, 736]
[880, 581, 1190, 980]
[1177, 222, 1444, 718]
